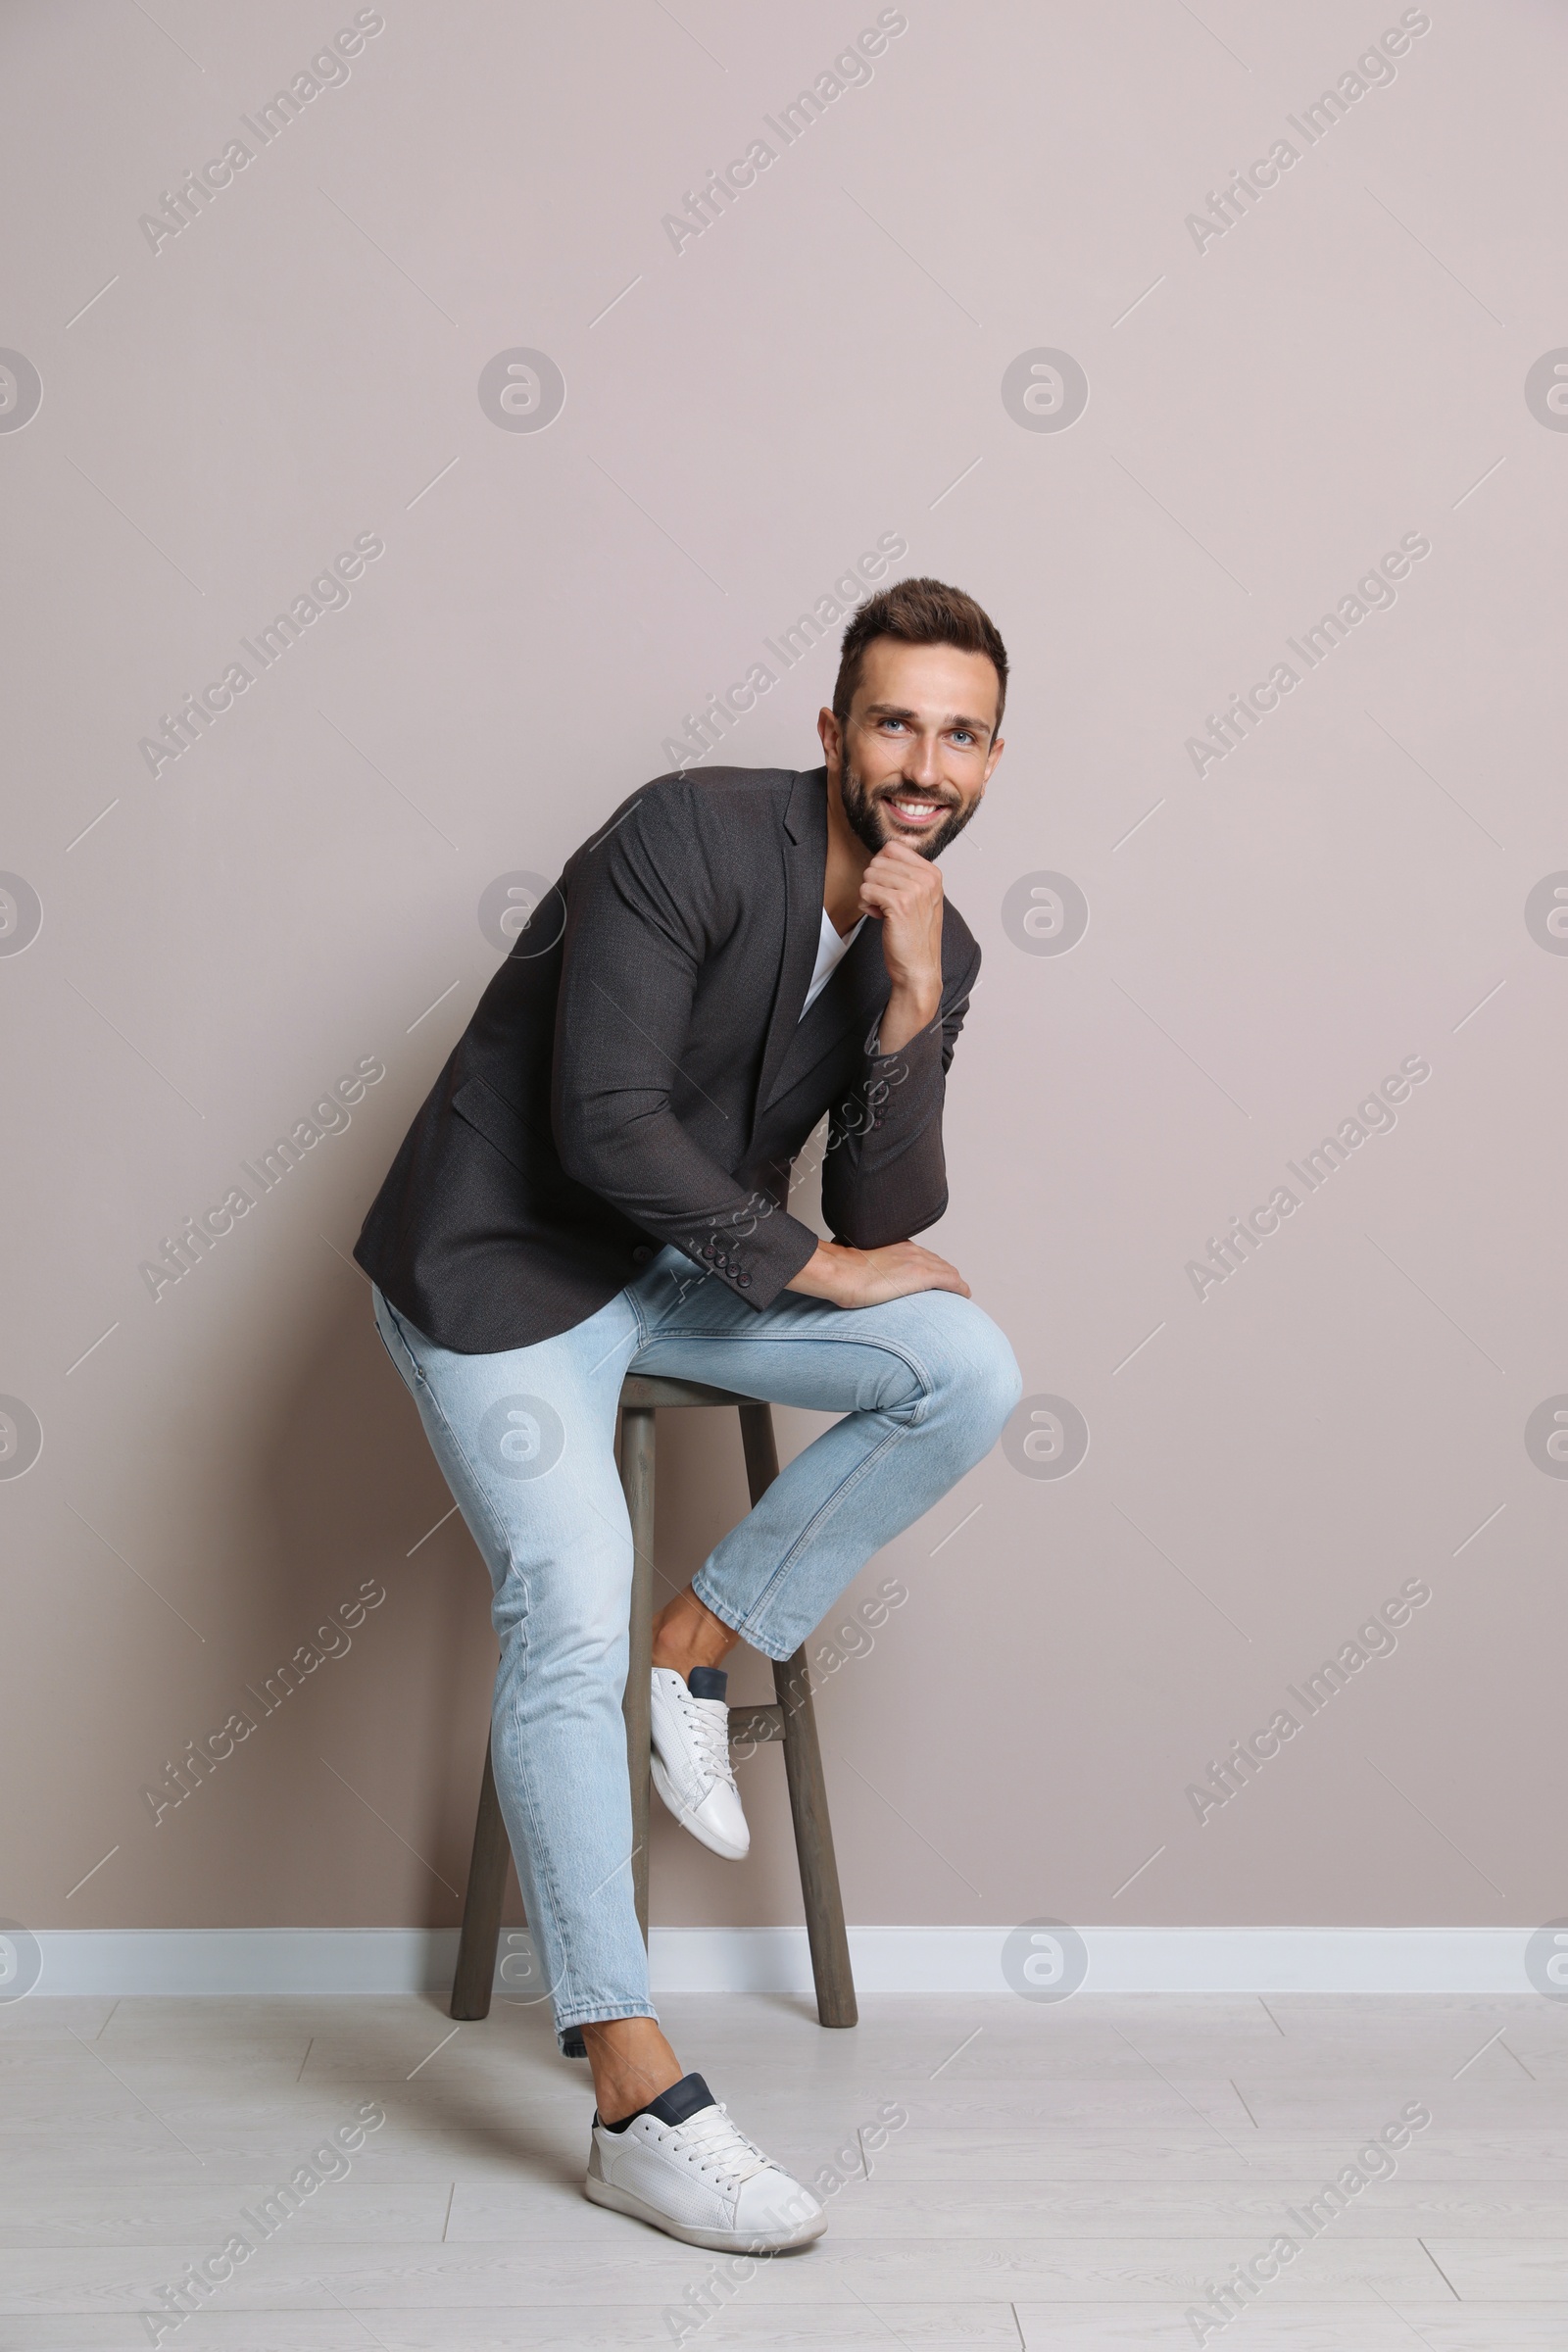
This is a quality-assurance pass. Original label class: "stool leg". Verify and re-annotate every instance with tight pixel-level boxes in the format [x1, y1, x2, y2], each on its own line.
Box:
[450, 1740, 510, 2021]
[736, 1399, 780, 1513]
[619, 1403, 656, 1947]
[774, 1647, 858, 2028]
[738, 1403, 858, 2031]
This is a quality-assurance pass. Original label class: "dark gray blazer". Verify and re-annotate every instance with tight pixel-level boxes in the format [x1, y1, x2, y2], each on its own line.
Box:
[354, 764, 981, 1353]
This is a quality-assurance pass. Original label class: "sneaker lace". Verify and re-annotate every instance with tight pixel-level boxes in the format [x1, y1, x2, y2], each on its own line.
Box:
[658, 2101, 772, 2189]
[680, 1693, 739, 1793]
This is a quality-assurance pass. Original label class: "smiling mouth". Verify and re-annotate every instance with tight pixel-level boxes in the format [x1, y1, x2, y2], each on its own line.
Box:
[881, 795, 948, 826]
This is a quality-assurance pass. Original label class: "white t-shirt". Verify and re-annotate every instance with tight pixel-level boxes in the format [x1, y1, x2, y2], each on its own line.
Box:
[800, 908, 864, 1019]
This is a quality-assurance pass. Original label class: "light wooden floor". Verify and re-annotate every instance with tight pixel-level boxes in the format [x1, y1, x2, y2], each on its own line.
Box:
[2, 1988, 1566, 2346]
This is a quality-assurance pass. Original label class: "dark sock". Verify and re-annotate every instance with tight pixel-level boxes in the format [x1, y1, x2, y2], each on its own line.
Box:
[687, 1665, 727, 1700]
[597, 2070, 715, 2133]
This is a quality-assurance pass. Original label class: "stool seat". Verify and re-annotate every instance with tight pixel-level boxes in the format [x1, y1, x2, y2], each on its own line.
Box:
[619, 1373, 759, 1407]
[448, 1378, 858, 2032]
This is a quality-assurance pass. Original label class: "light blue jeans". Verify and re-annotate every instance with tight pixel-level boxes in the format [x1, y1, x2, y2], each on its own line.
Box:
[371, 1247, 1020, 2046]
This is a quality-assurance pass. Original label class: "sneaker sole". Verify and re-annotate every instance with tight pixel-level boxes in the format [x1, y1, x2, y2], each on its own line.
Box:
[583, 2170, 826, 2252]
[649, 1749, 749, 1862]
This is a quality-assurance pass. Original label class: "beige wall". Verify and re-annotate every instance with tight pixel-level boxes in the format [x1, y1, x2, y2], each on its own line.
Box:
[3, 0, 1564, 1946]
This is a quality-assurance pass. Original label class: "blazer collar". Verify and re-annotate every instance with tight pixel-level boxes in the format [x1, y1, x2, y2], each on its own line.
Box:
[782, 764, 823, 846]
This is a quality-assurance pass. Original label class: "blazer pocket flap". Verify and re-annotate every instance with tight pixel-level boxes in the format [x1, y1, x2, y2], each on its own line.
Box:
[451, 1075, 554, 1179]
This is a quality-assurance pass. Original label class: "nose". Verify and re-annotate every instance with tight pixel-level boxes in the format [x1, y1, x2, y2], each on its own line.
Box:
[901, 734, 946, 789]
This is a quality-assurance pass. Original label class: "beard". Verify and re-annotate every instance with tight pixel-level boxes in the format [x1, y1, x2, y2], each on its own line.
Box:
[837, 760, 977, 861]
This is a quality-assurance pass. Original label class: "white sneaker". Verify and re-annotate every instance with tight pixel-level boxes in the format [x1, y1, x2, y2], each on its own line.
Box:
[585, 2072, 825, 2252]
[650, 1666, 749, 1860]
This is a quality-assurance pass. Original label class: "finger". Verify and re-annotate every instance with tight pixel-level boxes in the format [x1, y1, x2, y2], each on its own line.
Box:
[866, 850, 928, 885]
[866, 848, 933, 889]
[860, 887, 916, 921]
[870, 848, 942, 893]
[912, 1249, 960, 1281]
[879, 847, 940, 884]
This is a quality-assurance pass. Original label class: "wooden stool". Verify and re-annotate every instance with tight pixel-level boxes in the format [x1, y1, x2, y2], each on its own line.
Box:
[449, 1374, 858, 2032]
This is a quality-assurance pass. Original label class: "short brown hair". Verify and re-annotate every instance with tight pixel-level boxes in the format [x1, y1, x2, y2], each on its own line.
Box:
[832, 575, 1007, 737]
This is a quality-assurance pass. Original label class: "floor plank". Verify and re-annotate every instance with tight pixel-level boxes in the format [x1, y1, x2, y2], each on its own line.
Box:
[3, 1991, 1566, 2352]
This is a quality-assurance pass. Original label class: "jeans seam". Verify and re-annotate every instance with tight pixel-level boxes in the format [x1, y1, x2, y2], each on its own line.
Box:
[643, 1256, 717, 1337]
[373, 1294, 425, 1391]
[696, 1421, 912, 1653]
[493, 1678, 592, 2026]
[640, 1323, 937, 1426]
[399, 1372, 522, 1600]
[671, 1321, 938, 1653]
[373, 1299, 599, 2025]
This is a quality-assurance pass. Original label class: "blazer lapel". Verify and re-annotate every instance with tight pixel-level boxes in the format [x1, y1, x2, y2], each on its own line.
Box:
[751, 767, 830, 1133]
[760, 913, 887, 1117]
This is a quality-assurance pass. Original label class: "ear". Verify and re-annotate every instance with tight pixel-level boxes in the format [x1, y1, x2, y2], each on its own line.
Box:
[816, 705, 842, 772]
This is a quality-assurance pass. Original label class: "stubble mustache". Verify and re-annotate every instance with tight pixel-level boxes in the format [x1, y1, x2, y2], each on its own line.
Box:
[842, 767, 972, 860]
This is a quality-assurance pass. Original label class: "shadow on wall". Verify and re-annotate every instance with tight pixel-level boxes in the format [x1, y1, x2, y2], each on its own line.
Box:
[192, 1267, 500, 1930]
[156, 1258, 823, 1935]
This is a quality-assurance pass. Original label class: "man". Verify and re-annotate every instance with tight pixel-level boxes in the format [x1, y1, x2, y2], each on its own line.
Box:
[355, 575, 1021, 2252]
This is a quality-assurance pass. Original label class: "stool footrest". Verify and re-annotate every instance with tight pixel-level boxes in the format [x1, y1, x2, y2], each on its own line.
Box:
[727, 1702, 783, 1745]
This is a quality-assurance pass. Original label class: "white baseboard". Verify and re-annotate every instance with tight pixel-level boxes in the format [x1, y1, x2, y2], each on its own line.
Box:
[30, 1929, 463, 1996]
[25, 1926, 1536, 1998]
[656, 1926, 1534, 1997]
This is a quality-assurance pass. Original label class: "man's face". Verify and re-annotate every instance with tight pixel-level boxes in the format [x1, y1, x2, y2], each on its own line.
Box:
[822, 638, 1004, 860]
